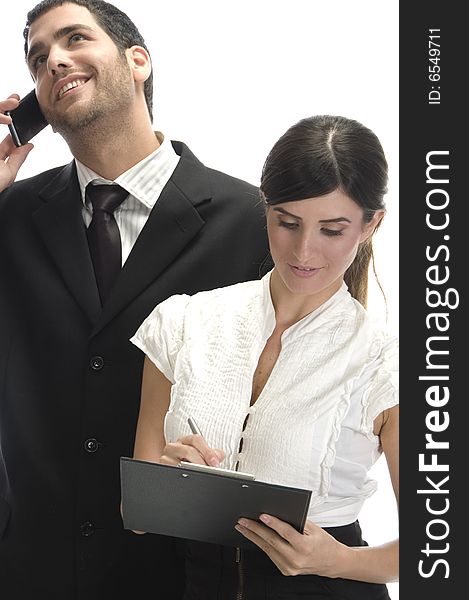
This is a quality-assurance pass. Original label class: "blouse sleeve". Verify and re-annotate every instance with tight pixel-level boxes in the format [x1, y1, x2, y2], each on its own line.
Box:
[361, 332, 399, 437]
[129, 294, 190, 383]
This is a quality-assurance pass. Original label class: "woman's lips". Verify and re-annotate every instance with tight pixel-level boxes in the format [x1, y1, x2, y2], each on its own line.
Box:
[289, 264, 322, 278]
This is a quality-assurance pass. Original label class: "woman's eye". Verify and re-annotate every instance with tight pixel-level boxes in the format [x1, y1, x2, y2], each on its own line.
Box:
[321, 228, 343, 237]
[279, 221, 298, 230]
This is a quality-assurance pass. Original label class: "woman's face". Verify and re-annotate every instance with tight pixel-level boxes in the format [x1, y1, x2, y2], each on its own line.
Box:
[266, 189, 382, 299]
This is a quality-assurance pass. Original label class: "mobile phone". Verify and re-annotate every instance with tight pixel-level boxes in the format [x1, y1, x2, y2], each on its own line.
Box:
[7, 90, 48, 147]
[178, 461, 255, 480]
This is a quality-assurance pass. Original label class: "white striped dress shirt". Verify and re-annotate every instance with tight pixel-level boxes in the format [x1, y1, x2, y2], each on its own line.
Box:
[75, 132, 180, 265]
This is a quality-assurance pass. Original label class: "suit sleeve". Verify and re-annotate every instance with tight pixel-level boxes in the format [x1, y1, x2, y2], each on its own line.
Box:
[130, 294, 190, 383]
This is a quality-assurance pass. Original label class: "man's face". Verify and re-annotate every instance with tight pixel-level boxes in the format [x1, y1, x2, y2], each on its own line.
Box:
[26, 3, 135, 136]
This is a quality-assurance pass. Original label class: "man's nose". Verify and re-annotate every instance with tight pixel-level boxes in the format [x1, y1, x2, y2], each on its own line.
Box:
[47, 46, 72, 76]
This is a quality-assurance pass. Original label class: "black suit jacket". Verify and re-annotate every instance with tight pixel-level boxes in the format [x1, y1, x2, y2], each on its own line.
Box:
[0, 141, 270, 599]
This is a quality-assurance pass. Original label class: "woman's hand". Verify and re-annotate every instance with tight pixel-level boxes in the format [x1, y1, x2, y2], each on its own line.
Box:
[1, 95, 34, 192]
[235, 513, 399, 583]
[235, 515, 343, 577]
[160, 434, 225, 467]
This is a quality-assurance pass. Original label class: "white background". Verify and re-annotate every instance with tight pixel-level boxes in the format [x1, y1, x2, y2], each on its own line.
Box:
[0, 1, 399, 597]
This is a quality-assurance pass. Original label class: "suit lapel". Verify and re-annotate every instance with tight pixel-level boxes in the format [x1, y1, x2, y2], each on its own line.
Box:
[92, 143, 211, 334]
[32, 162, 102, 324]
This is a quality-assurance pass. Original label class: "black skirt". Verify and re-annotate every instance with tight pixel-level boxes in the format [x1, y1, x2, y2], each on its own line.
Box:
[184, 521, 391, 600]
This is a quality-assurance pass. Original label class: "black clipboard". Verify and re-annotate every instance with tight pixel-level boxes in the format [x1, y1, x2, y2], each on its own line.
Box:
[120, 457, 312, 548]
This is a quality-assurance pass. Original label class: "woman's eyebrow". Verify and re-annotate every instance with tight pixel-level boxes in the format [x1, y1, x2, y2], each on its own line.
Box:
[318, 217, 351, 224]
[273, 207, 302, 220]
[273, 207, 351, 224]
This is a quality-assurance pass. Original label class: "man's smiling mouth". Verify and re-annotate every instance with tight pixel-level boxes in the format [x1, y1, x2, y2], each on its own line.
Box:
[58, 78, 89, 99]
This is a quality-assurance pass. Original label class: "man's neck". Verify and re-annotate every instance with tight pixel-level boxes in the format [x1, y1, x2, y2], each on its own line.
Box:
[66, 113, 160, 180]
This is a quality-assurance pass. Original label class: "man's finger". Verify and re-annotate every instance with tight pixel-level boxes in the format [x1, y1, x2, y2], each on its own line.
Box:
[4, 143, 34, 172]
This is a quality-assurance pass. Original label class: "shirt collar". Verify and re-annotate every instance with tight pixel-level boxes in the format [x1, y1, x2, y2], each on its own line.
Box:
[75, 132, 180, 209]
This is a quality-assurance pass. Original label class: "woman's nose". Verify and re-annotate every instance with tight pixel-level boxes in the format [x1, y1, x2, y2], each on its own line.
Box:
[292, 233, 317, 263]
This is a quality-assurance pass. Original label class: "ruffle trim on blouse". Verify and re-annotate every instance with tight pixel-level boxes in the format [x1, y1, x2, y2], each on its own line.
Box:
[360, 332, 399, 440]
[315, 384, 353, 504]
[312, 330, 398, 506]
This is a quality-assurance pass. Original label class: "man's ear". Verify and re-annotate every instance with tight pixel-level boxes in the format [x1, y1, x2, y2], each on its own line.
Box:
[126, 45, 152, 84]
[360, 209, 386, 243]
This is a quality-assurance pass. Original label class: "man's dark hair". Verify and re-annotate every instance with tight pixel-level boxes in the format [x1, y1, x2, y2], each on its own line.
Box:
[23, 0, 154, 121]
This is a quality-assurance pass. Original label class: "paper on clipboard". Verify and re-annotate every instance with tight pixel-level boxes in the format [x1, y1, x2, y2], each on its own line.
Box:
[177, 460, 255, 480]
[120, 457, 312, 548]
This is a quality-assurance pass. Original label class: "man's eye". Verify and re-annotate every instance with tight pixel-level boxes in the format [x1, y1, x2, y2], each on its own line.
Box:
[69, 33, 87, 44]
[34, 55, 47, 69]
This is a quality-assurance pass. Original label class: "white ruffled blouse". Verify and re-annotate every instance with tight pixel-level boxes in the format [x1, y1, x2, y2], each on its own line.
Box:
[130, 271, 399, 527]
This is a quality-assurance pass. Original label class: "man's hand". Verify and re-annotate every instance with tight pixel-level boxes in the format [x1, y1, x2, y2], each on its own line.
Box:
[1, 95, 34, 193]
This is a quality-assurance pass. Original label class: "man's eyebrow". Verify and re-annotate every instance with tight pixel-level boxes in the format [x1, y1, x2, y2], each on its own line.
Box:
[272, 207, 351, 224]
[27, 24, 95, 64]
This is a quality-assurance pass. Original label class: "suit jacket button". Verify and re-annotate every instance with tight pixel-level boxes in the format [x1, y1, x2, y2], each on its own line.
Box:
[90, 356, 104, 370]
[80, 521, 95, 537]
[84, 438, 100, 453]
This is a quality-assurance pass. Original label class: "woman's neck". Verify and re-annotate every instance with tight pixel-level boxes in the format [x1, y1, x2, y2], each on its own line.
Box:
[269, 268, 342, 329]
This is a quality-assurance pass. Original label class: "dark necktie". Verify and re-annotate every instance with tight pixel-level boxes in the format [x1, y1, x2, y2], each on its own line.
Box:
[86, 183, 128, 305]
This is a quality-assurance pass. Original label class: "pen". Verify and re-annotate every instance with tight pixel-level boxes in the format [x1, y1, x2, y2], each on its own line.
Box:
[187, 417, 229, 470]
[188, 416, 203, 436]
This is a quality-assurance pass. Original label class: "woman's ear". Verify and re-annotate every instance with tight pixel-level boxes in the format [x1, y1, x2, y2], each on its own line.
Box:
[360, 209, 386, 243]
[126, 45, 152, 84]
